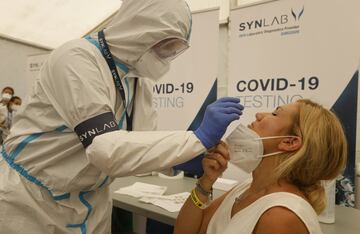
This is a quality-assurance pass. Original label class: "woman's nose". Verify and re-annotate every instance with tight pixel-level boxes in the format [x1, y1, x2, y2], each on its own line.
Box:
[255, 112, 268, 121]
[255, 112, 263, 121]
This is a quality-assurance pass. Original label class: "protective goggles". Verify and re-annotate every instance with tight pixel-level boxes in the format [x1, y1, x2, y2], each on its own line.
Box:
[152, 38, 189, 62]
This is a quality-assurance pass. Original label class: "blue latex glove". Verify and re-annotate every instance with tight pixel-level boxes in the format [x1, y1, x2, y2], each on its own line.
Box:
[194, 97, 244, 149]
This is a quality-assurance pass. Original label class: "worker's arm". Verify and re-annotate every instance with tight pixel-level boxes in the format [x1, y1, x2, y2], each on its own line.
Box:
[85, 96, 242, 177]
[86, 130, 206, 177]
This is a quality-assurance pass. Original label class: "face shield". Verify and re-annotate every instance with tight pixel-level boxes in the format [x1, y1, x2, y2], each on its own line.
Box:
[152, 37, 189, 62]
[133, 37, 190, 80]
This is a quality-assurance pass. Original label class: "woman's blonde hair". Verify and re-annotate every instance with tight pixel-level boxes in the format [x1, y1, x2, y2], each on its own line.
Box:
[274, 99, 347, 214]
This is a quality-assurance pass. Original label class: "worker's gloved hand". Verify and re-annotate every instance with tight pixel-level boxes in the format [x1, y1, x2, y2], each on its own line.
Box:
[194, 97, 244, 149]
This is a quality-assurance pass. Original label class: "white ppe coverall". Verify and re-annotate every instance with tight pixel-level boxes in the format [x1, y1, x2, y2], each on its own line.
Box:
[0, 0, 203, 233]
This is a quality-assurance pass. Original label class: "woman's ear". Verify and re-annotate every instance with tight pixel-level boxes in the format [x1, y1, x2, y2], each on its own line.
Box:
[278, 136, 302, 152]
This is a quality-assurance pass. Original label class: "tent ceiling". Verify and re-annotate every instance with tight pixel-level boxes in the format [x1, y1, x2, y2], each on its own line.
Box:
[0, 0, 224, 49]
[0, 0, 122, 49]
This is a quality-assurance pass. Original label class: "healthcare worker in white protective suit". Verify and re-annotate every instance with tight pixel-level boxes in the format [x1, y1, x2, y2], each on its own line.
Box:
[0, 0, 244, 233]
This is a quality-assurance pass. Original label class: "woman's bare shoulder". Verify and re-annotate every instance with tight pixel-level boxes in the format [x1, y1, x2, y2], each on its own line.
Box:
[253, 206, 309, 234]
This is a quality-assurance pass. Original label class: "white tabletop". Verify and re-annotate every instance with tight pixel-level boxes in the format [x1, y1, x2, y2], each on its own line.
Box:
[111, 175, 360, 233]
[320, 206, 360, 234]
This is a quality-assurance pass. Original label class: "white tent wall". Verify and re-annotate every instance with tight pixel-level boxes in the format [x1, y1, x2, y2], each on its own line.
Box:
[0, 37, 50, 100]
[0, 0, 228, 49]
[0, 0, 243, 99]
[0, 0, 123, 49]
[186, 0, 220, 10]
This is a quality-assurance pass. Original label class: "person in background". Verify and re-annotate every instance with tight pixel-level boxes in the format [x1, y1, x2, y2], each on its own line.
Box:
[7, 96, 22, 124]
[0, 88, 17, 144]
[175, 99, 347, 234]
[0, 86, 14, 106]
[8, 95, 22, 110]
[0, 96, 22, 144]
[0, 0, 243, 233]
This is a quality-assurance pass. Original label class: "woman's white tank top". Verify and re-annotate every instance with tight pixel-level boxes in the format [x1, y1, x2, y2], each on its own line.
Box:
[207, 179, 323, 234]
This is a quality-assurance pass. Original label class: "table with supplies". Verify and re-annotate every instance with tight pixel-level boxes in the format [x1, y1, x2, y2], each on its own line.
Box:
[111, 175, 360, 233]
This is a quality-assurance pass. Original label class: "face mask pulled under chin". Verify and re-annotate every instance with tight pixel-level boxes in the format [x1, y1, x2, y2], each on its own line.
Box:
[133, 49, 170, 81]
[226, 123, 295, 173]
[226, 124, 264, 173]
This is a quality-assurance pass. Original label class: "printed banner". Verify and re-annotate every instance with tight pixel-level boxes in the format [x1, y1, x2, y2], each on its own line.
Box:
[27, 53, 49, 96]
[229, 0, 360, 207]
[153, 9, 220, 176]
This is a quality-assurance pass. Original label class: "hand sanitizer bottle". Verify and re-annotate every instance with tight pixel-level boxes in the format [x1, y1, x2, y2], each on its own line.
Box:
[318, 179, 335, 223]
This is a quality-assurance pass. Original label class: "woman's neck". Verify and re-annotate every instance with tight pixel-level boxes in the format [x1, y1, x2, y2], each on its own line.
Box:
[249, 159, 304, 198]
[249, 159, 277, 192]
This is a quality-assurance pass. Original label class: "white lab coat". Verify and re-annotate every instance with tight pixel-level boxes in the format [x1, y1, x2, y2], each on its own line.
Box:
[0, 0, 202, 233]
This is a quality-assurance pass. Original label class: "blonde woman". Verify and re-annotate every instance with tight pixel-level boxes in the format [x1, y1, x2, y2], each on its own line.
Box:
[175, 99, 347, 234]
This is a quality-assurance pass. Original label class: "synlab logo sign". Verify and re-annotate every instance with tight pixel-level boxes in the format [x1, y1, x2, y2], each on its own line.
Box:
[239, 6, 305, 32]
[291, 6, 304, 21]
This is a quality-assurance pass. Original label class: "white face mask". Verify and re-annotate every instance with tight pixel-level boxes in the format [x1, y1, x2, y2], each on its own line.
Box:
[226, 123, 297, 173]
[11, 104, 20, 112]
[2, 93, 12, 101]
[134, 49, 170, 81]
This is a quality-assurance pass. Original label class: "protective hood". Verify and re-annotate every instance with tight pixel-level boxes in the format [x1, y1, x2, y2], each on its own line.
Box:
[91, 0, 192, 70]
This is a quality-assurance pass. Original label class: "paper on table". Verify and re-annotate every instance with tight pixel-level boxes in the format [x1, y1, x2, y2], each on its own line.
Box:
[139, 192, 190, 212]
[115, 182, 167, 198]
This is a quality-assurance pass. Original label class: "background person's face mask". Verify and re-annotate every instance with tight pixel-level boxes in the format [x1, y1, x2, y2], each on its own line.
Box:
[2, 93, 12, 101]
[226, 123, 297, 173]
[10, 104, 20, 112]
